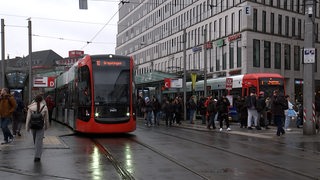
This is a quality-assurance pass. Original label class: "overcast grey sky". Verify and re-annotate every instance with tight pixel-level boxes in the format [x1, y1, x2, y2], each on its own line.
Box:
[0, 0, 119, 58]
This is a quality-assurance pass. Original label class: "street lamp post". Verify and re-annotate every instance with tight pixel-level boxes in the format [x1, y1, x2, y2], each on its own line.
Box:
[1, 19, 5, 87]
[204, 28, 207, 98]
[28, 19, 32, 103]
[183, 29, 187, 121]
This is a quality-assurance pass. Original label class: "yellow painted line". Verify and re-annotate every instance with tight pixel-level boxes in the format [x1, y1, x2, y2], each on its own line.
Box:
[43, 136, 62, 145]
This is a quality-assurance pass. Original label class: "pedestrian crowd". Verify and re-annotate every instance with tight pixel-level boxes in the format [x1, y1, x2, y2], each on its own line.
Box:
[136, 88, 319, 136]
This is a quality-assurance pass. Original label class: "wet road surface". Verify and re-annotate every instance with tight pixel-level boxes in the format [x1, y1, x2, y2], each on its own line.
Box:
[0, 120, 319, 180]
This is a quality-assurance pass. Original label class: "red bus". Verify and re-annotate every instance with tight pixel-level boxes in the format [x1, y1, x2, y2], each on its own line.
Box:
[53, 54, 136, 133]
[241, 73, 285, 97]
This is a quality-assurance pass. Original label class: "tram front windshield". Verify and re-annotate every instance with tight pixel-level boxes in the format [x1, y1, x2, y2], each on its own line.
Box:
[92, 62, 130, 105]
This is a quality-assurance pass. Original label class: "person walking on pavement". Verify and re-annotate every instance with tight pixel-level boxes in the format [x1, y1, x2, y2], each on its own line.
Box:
[144, 97, 153, 127]
[271, 89, 287, 136]
[0, 88, 17, 144]
[12, 91, 25, 136]
[246, 90, 261, 130]
[216, 94, 231, 131]
[26, 94, 50, 162]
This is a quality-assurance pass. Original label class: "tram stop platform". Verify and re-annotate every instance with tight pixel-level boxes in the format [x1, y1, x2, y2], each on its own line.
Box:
[0, 122, 74, 179]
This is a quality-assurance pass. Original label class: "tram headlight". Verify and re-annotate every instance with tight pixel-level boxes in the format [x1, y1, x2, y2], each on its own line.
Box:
[95, 112, 99, 117]
[126, 112, 130, 117]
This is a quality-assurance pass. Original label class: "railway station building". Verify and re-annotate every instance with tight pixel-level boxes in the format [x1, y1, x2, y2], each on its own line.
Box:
[115, 0, 320, 101]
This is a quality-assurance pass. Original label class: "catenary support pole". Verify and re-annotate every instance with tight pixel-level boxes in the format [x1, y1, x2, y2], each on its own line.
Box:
[303, 0, 316, 135]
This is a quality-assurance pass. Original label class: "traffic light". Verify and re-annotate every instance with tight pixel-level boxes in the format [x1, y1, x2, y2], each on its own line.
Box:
[79, 0, 88, 9]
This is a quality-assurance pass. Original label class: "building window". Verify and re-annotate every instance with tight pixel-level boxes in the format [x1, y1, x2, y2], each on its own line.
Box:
[222, 46, 227, 70]
[262, 11, 266, 33]
[216, 47, 220, 71]
[284, 0, 288, 10]
[274, 42, 281, 69]
[298, 19, 302, 38]
[285, 16, 289, 36]
[270, 13, 274, 34]
[231, 13, 235, 34]
[237, 40, 242, 67]
[219, 18, 222, 38]
[292, 17, 296, 37]
[238, 10, 242, 32]
[253, 8, 258, 31]
[294, 45, 300, 71]
[264, 41, 271, 68]
[284, 44, 291, 70]
[278, 14, 282, 35]
[225, 16, 228, 36]
[229, 43, 234, 69]
[253, 39, 260, 67]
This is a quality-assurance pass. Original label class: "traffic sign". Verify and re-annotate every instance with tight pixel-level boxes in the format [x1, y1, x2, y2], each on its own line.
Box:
[303, 48, 315, 63]
[164, 78, 171, 88]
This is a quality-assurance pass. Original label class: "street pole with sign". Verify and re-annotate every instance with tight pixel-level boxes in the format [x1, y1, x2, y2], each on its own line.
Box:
[303, 0, 316, 135]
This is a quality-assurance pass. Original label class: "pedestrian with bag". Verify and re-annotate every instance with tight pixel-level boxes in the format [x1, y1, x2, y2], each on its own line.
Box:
[25, 94, 49, 162]
[0, 88, 17, 144]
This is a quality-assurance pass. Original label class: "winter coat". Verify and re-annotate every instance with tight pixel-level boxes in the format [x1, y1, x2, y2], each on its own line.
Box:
[271, 95, 287, 116]
[25, 100, 50, 132]
[0, 94, 17, 118]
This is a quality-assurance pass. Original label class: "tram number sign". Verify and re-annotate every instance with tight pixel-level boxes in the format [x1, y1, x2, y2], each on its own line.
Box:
[226, 78, 233, 90]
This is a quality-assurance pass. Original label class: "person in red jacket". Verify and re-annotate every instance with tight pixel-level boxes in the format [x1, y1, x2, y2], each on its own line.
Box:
[0, 88, 17, 144]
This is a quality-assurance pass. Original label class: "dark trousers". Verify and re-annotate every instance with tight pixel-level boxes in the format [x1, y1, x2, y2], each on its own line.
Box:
[219, 113, 229, 128]
[274, 115, 285, 136]
[1, 117, 13, 141]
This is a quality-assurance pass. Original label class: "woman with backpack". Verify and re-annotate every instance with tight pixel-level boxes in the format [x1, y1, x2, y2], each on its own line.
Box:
[25, 94, 49, 162]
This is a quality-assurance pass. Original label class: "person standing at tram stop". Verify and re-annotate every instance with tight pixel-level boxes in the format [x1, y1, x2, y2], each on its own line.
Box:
[206, 97, 217, 130]
[26, 94, 49, 162]
[246, 90, 261, 130]
[45, 95, 55, 125]
[284, 95, 297, 131]
[12, 91, 25, 136]
[257, 91, 269, 129]
[271, 89, 287, 136]
[216, 94, 231, 131]
[144, 97, 153, 127]
[187, 96, 197, 124]
[0, 88, 17, 144]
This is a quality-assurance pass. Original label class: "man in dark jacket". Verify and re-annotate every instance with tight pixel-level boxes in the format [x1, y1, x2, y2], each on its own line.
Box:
[257, 91, 269, 129]
[216, 95, 231, 131]
[271, 89, 287, 136]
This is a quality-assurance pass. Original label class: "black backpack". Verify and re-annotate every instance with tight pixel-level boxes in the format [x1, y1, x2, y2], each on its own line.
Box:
[30, 105, 45, 130]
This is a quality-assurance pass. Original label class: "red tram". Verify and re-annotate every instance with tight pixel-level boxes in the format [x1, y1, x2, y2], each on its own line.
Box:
[52, 54, 136, 133]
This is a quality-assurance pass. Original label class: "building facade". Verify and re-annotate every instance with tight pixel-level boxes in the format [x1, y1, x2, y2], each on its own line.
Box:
[115, 0, 320, 100]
